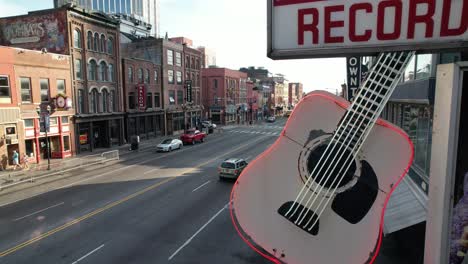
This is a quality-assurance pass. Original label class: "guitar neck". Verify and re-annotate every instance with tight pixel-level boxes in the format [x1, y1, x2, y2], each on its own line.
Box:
[334, 51, 414, 149]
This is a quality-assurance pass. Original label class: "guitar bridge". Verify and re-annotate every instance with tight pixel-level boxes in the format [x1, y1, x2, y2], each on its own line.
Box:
[277, 201, 319, 236]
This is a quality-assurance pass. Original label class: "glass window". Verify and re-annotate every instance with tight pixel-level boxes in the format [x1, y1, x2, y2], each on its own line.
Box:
[176, 71, 182, 84]
[169, 90, 175, 105]
[154, 93, 160, 108]
[93, 0, 98, 10]
[168, 70, 174, 84]
[78, 89, 84, 113]
[415, 54, 432, 80]
[98, 0, 104, 11]
[145, 69, 150, 84]
[90, 89, 98, 113]
[20, 77, 31, 103]
[63, 135, 70, 151]
[40, 79, 49, 102]
[129, 92, 135, 109]
[104, 0, 109, 12]
[154, 70, 158, 82]
[57, 79, 66, 94]
[110, 90, 116, 112]
[107, 37, 114, 54]
[102, 90, 108, 112]
[94, 33, 99, 51]
[88, 60, 97, 80]
[87, 31, 93, 50]
[50, 117, 58, 126]
[24, 119, 34, 128]
[0, 76, 10, 98]
[75, 59, 82, 80]
[167, 50, 173, 65]
[126, 0, 131, 14]
[128, 66, 134, 82]
[147, 92, 153, 108]
[177, 90, 183, 104]
[214, 79, 218, 89]
[186, 55, 189, 68]
[99, 61, 107, 81]
[138, 68, 143, 83]
[116, 0, 120, 13]
[61, 116, 69, 124]
[176, 52, 181, 67]
[108, 64, 114, 82]
[440, 52, 461, 64]
[73, 29, 82, 48]
[110, 0, 115, 12]
[404, 56, 415, 82]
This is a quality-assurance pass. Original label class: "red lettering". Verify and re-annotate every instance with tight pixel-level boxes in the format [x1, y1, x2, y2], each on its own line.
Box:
[440, 0, 468, 37]
[298, 8, 319, 45]
[324, 5, 345, 43]
[408, 0, 435, 39]
[349, 3, 373, 42]
[377, 0, 403, 40]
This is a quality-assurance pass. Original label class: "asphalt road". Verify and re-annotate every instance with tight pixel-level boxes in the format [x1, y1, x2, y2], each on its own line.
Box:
[0, 118, 418, 264]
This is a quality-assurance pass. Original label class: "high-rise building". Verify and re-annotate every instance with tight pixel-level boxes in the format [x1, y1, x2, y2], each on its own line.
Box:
[54, 0, 160, 37]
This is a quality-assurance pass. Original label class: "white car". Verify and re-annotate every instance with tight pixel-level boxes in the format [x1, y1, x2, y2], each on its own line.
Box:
[201, 121, 217, 129]
[156, 139, 182, 152]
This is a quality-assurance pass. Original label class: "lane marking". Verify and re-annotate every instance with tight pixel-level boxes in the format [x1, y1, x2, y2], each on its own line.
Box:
[0, 135, 269, 258]
[71, 244, 105, 264]
[12, 202, 65, 222]
[192, 181, 210, 192]
[168, 202, 228, 261]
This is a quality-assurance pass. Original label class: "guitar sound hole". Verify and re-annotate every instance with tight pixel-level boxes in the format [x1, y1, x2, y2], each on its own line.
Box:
[306, 143, 356, 189]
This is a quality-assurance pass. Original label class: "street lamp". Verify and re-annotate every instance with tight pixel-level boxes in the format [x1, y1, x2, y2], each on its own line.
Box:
[36, 105, 51, 170]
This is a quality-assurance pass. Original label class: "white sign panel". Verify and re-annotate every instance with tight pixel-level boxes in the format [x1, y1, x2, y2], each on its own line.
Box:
[268, 0, 468, 59]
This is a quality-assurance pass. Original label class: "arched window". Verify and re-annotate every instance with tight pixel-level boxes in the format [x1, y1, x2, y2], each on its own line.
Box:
[137, 68, 143, 83]
[128, 66, 134, 82]
[145, 69, 150, 83]
[99, 61, 107, 81]
[110, 90, 116, 112]
[88, 60, 97, 80]
[108, 64, 114, 82]
[87, 31, 93, 50]
[90, 89, 98, 113]
[94, 33, 99, 51]
[100, 34, 106, 53]
[73, 29, 82, 48]
[107, 37, 114, 54]
[102, 89, 109, 112]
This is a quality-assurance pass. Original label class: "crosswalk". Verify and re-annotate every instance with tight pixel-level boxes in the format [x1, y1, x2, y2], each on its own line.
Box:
[226, 126, 284, 137]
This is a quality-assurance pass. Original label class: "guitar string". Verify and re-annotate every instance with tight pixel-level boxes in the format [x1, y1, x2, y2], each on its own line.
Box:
[293, 52, 397, 225]
[304, 52, 413, 231]
[284, 54, 389, 220]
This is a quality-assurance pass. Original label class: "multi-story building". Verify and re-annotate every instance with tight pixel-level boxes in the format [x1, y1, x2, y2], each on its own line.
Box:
[288, 82, 303, 107]
[201, 68, 248, 125]
[197, 46, 216, 68]
[183, 44, 203, 128]
[0, 5, 125, 153]
[121, 57, 164, 142]
[54, 0, 160, 37]
[0, 46, 75, 168]
[246, 80, 259, 123]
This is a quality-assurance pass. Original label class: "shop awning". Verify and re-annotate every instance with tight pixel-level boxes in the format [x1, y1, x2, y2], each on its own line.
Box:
[383, 176, 427, 234]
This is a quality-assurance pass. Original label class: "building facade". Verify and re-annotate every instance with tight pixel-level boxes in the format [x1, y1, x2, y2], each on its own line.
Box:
[0, 46, 75, 168]
[288, 82, 303, 107]
[183, 45, 203, 129]
[198, 46, 216, 68]
[122, 57, 164, 142]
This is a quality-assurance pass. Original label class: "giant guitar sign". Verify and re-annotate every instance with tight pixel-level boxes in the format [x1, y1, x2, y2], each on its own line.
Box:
[268, 0, 468, 59]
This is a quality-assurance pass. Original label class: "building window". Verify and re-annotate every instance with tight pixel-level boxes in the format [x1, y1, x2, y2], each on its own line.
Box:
[0, 76, 10, 98]
[138, 68, 143, 83]
[440, 52, 461, 64]
[169, 90, 175, 105]
[87, 31, 93, 50]
[40, 79, 49, 102]
[154, 92, 160, 108]
[196, 73, 199, 86]
[24, 119, 34, 128]
[191, 57, 195, 69]
[50, 117, 58, 126]
[90, 89, 98, 113]
[61, 116, 69, 124]
[57, 79, 66, 94]
[110, 0, 115, 12]
[102, 90, 109, 112]
[177, 90, 183, 105]
[176, 52, 181, 67]
[107, 37, 114, 54]
[88, 60, 97, 80]
[167, 50, 173, 65]
[186, 72, 190, 81]
[94, 33, 99, 51]
[99, 61, 107, 81]
[128, 66, 134, 82]
[110, 90, 116, 112]
[196, 59, 200, 69]
[176, 71, 182, 84]
[104, 0, 109, 12]
[168, 70, 174, 84]
[78, 89, 84, 113]
[416, 54, 432, 80]
[185, 55, 189, 68]
[100, 34, 106, 53]
[73, 29, 82, 48]
[20, 77, 31, 103]
[145, 69, 150, 84]
[116, 0, 121, 13]
[63, 135, 71, 151]
[75, 59, 82, 80]
[147, 92, 153, 108]
[154, 70, 158, 82]
[404, 56, 416, 82]
[108, 64, 114, 82]
[129, 92, 136, 109]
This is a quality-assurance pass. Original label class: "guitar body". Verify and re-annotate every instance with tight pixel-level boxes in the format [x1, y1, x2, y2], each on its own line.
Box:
[230, 91, 414, 264]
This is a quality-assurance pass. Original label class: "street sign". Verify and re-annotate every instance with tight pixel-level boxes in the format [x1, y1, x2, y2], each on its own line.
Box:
[137, 84, 146, 111]
[185, 80, 193, 103]
[346, 57, 368, 101]
[268, 0, 468, 59]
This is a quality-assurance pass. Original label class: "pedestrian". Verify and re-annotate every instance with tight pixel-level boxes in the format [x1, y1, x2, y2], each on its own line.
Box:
[12, 150, 21, 170]
[22, 153, 30, 170]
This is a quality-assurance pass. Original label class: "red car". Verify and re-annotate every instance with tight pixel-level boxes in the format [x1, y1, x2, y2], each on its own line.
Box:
[180, 129, 206, 145]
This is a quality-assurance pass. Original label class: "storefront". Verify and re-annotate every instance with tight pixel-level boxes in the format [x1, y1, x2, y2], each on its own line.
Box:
[125, 111, 164, 142]
[75, 115, 124, 153]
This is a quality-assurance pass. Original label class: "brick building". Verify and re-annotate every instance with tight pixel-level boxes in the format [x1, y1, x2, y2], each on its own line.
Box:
[288, 82, 303, 108]
[0, 46, 75, 168]
[122, 57, 164, 142]
[201, 68, 248, 125]
[183, 45, 203, 128]
[0, 5, 125, 153]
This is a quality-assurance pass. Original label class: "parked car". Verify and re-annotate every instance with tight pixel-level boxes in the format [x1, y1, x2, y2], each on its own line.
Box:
[201, 120, 217, 129]
[218, 158, 248, 180]
[156, 138, 182, 152]
[267, 116, 276, 122]
[180, 129, 207, 145]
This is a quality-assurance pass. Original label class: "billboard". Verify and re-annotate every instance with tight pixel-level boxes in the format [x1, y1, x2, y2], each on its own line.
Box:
[0, 10, 68, 54]
[268, 0, 468, 59]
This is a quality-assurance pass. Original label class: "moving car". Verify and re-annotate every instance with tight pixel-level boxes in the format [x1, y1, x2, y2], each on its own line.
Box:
[201, 120, 217, 129]
[267, 116, 276, 122]
[180, 129, 206, 145]
[156, 138, 182, 152]
[218, 158, 248, 180]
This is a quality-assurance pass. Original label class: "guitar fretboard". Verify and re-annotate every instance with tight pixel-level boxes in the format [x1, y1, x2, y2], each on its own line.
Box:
[334, 51, 414, 150]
